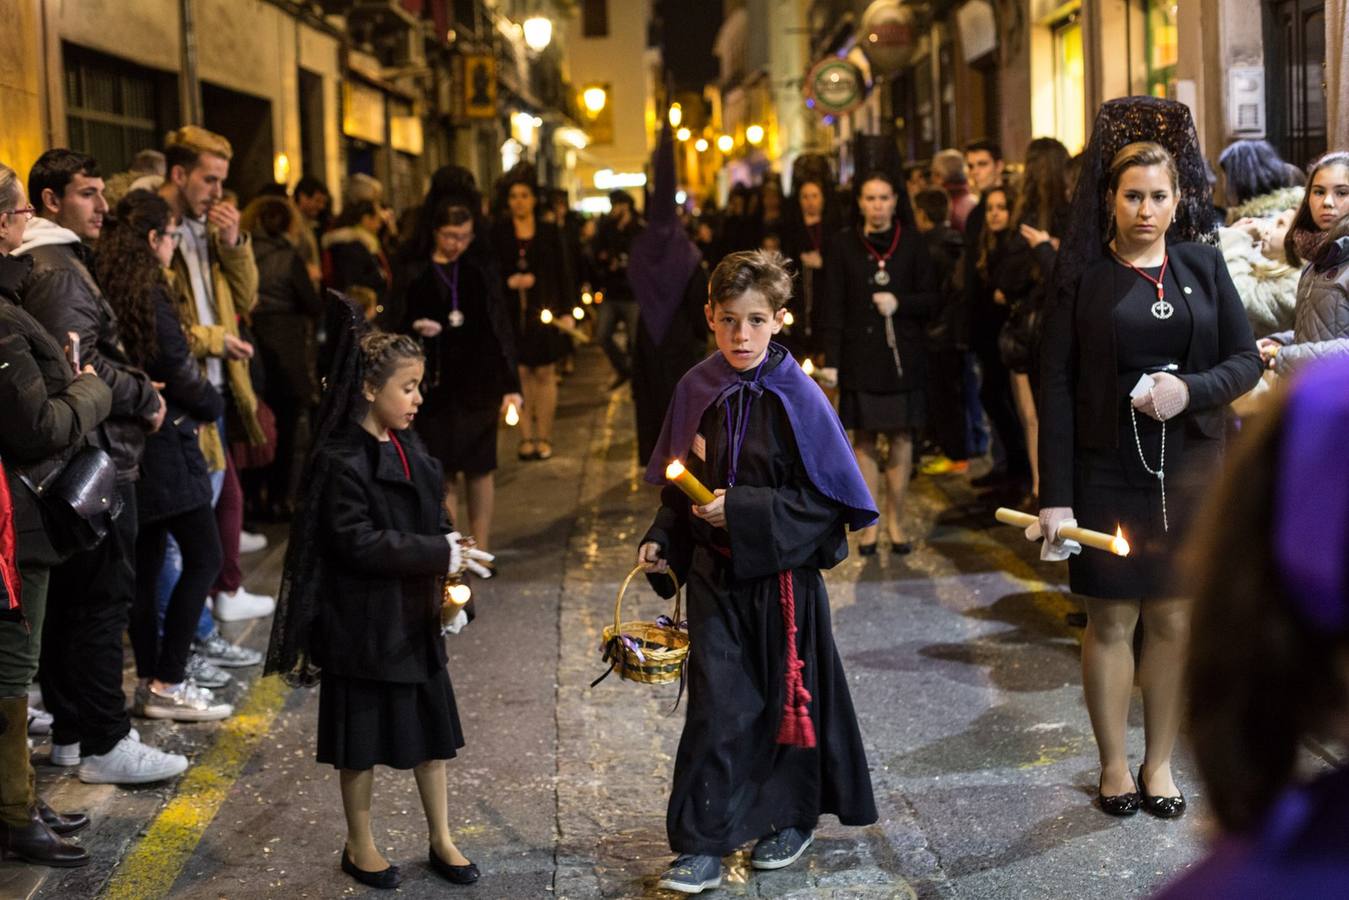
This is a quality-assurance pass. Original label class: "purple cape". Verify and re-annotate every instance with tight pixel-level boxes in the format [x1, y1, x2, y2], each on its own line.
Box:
[629, 124, 702, 346]
[644, 344, 878, 531]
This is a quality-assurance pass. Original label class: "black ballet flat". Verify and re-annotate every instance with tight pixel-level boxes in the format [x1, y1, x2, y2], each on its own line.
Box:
[1138, 767, 1187, 819]
[341, 847, 401, 889]
[1097, 779, 1141, 817]
[858, 542, 878, 556]
[429, 845, 481, 884]
[891, 541, 913, 555]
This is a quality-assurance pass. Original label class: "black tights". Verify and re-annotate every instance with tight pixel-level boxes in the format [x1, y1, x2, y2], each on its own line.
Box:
[130, 504, 223, 684]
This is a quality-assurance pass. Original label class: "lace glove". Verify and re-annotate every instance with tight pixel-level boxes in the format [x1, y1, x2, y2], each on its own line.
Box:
[872, 292, 899, 317]
[1133, 372, 1190, 421]
[445, 532, 495, 578]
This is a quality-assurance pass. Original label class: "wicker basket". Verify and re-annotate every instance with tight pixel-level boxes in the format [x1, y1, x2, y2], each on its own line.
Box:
[597, 565, 689, 685]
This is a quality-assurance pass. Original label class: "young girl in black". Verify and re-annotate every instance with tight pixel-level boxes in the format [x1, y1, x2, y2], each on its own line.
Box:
[269, 325, 491, 889]
[639, 251, 878, 894]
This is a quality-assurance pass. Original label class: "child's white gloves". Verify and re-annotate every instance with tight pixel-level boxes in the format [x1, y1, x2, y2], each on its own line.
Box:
[446, 532, 495, 578]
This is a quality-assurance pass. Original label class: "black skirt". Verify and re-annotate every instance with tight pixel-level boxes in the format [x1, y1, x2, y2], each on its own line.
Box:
[316, 668, 465, 770]
[838, 389, 925, 433]
[416, 395, 499, 476]
[1069, 409, 1221, 599]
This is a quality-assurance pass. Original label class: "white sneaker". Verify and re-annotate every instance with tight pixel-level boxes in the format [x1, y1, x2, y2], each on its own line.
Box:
[194, 633, 262, 668]
[133, 682, 232, 722]
[212, 587, 276, 622]
[27, 706, 53, 735]
[78, 732, 183, 784]
[52, 727, 141, 767]
[239, 530, 268, 554]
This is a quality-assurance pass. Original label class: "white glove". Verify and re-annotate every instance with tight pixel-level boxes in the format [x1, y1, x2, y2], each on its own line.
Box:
[441, 607, 470, 634]
[446, 532, 495, 578]
[872, 292, 899, 317]
[1033, 507, 1081, 562]
[1132, 371, 1190, 421]
[818, 366, 839, 389]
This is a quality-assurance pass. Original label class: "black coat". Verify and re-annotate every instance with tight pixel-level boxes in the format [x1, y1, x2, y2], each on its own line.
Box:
[819, 224, 940, 393]
[252, 233, 322, 408]
[135, 288, 224, 524]
[1038, 241, 1263, 508]
[491, 218, 572, 366]
[0, 254, 112, 566]
[19, 237, 160, 482]
[315, 425, 452, 683]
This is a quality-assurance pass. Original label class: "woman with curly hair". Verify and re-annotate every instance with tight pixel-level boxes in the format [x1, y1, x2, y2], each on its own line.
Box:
[97, 189, 230, 722]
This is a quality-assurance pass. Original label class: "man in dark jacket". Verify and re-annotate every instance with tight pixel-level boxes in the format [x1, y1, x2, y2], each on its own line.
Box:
[913, 188, 970, 474]
[593, 191, 643, 390]
[15, 149, 187, 787]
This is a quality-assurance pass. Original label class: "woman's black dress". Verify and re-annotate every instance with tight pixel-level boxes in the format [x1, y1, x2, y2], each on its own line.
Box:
[1070, 262, 1218, 598]
[491, 218, 571, 367]
[820, 224, 939, 432]
[781, 219, 828, 357]
[403, 258, 521, 475]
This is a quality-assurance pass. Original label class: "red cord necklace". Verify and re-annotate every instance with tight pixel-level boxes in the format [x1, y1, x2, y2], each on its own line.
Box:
[858, 223, 901, 285]
[1113, 249, 1174, 320]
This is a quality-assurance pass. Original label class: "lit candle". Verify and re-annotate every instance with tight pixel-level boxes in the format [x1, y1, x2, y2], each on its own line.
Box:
[802, 358, 816, 376]
[445, 582, 472, 607]
[994, 507, 1131, 557]
[783, 311, 795, 326]
[540, 308, 554, 324]
[665, 459, 715, 505]
[504, 402, 520, 427]
[572, 305, 585, 320]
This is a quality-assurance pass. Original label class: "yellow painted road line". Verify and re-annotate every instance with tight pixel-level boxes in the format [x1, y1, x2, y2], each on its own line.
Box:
[100, 674, 292, 900]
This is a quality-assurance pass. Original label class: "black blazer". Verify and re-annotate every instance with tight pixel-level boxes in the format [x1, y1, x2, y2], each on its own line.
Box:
[1038, 241, 1262, 507]
[819, 224, 939, 393]
[315, 425, 452, 683]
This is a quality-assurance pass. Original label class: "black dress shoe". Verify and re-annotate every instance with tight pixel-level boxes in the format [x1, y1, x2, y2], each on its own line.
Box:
[36, 799, 89, 836]
[341, 847, 401, 889]
[1097, 779, 1141, 817]
[858, 542, 878, 556]
[1138, 767, 1187, 819]
[0, 808, 90, 867]
[429, 845, 481, 884]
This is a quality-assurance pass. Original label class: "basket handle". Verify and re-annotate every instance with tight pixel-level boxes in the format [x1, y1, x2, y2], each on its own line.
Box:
[614, 564, 681, 636]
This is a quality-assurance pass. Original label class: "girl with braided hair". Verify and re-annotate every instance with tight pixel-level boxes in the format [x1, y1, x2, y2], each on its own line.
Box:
[1038, 99, 1262, 819]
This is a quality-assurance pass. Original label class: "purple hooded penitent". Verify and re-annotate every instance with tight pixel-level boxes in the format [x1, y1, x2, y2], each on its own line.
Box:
[628, 124, 702, 346]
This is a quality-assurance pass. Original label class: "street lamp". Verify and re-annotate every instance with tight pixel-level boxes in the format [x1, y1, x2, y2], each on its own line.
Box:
[716, 134, 734, 153]
[668, 102, 682, 128]
[676, 127, 691, 142]
[582, 86, 607, 115]
[746, 124, 765, 146]
[694, 137, 709, 152]
[523, 16, 552, 51]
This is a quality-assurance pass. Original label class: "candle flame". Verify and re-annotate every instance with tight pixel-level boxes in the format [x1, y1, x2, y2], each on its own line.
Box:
[447, 583, 472, 606]
[1112, 525, 1131, 557]
[665, 459, 687, 479]
[802, 358, 816, 376]
[783, 311, 795, 326]
[505, 402, 520, 426]
[572, 305, 585, 320]
[581, 291, 593, 304]
[540, 308, 554, 324]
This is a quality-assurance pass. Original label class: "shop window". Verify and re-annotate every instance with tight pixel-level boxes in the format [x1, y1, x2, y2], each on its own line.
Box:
[1052, 15, 1086, 154]
[63, 44, 170, 174]
[1146, 0, 1179, 98]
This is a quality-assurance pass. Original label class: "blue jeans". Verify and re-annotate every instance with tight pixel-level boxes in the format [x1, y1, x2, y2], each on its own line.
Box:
[963, 352, 991, 458]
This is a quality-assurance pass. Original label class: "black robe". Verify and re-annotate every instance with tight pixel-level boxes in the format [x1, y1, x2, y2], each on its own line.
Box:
[642, 349, 877, 855]
[631, 266, 710, 467]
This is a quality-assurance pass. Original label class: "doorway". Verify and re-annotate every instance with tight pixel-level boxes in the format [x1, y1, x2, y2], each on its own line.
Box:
[1264, 0, 1326, 168]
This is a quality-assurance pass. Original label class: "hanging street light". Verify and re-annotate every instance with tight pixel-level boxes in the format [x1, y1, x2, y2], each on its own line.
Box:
[523, 16, 553, 52]
[676, 127, 691, 142]
[746, 124, 765, 146]
[582, 86, 607, 114]
[668, 102, 683, 128]
[716, 134, 734, 153]
[694, 137, 709, 152]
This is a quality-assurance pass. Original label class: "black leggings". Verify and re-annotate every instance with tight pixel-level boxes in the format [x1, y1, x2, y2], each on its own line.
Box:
[131, 504, 223, 684]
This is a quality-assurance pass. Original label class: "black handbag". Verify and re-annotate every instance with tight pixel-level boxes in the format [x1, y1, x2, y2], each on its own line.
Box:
[19, 445, 123, 558]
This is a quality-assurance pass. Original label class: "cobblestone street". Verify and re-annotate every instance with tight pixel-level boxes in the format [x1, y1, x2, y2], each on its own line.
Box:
[16, 348, 1313, 899]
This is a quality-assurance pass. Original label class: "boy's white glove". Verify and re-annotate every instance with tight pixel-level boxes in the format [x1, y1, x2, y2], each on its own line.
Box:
[442, 607, 470, 634]
[446, 532, 495, 578]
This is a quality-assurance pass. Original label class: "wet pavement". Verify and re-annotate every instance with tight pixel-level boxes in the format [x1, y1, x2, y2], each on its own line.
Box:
[15, 346, 1319, 898]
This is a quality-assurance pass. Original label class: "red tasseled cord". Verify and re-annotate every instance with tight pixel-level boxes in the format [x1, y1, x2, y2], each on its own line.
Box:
[0, 460, 20, 613]
[775, 569, 815, 748]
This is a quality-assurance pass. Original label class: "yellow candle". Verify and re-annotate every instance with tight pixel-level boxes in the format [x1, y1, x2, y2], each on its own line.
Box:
[665, 459, 715, 506]
[994, 507, 1130, 557]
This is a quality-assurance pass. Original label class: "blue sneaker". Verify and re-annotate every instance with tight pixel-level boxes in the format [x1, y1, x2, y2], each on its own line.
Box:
[750, 827, 814, 870]
[657, 854, 722, 894]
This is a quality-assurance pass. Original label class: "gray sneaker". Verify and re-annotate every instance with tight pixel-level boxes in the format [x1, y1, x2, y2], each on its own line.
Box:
[657, 854, 722, 894]
[79, 734, 187, 784]
[194, 632, 261, 668]
[133, 682, 232, 722]
[750, 827, 814, 870]
[185, 653, 233, 688]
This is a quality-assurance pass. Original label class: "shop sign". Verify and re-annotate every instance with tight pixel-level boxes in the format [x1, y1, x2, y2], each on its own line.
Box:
[804, 58, 865, 117]
[462, 54, 497, 120]
[859, 0, 918, 74]
[343, 81, 385, 145]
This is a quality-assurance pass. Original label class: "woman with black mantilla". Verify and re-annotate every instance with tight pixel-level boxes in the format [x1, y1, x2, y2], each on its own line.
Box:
[780, 156, 840, 361]
[490, 169, 573, 461]
[638, 251, 877, 894]
[1038, 100, 1262, 819]
[405, 196, 522, 554]
[819, 171, 940, 554]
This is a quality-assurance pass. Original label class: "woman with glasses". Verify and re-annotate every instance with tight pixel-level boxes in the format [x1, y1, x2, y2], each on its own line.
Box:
[0, 162, 110, 866]
[97, 190, 231, 723]
[404, 197, 521, 555]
